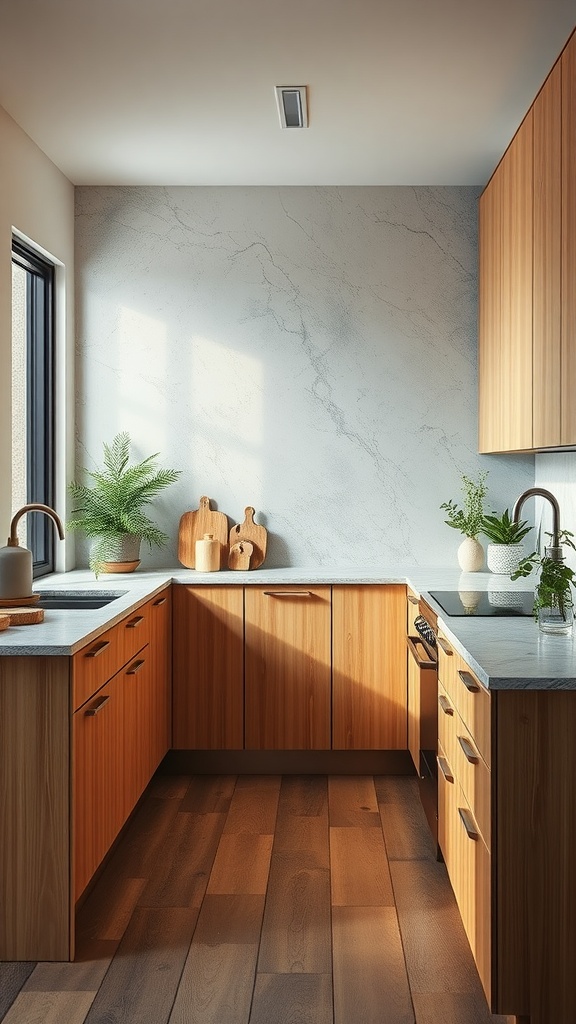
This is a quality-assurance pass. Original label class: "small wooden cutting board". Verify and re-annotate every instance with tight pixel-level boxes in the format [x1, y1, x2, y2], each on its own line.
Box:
[228, 540, 253, 570]
[229, 508, 267, 569]
[178, 496, 229, 569]
[6, 607, 45, 626]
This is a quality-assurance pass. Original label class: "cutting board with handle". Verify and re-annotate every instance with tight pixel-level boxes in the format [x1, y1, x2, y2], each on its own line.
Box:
[178, 496, 229, 569]
[229, 507, 267, 569]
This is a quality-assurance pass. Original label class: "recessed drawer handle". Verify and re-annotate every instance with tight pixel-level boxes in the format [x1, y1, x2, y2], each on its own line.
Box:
[437, 754, 454, 784]
[263, 591, 312, 597]
[438, 695, 454, 716]
[85, 639, 110, 659]
[126, 615, 144, 628]
[458, 806, 479, 841]
[153, 597, 167, 606]
[437, 637, 453, 656]
[458, 669, 480, 693]
[457, 734, 479, 764]
[127, 658, 145, 675]
[407, 595, 419, 605]
[85, 694, 111, 716]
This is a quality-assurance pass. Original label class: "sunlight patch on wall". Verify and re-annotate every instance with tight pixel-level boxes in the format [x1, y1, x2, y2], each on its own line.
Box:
[118, 306, 168, 453]
[190, 335, 263, 448]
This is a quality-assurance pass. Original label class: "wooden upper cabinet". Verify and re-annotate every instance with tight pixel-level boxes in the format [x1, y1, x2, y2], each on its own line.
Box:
[172, 586, 244, 749]
[479, 28, 576, 453]
[533, 58, 562, 448]
[332, 585, 406, 749]
[245, 586, 331, 750]
[479, 110, 533, 453]
[562, 32, 576, 444]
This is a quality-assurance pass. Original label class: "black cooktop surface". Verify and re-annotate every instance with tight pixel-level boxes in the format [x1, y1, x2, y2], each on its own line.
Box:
[429, 590, 535, 617]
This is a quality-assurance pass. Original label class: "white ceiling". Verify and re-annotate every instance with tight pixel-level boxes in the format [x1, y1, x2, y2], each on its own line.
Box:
[0, 0, 574, 186]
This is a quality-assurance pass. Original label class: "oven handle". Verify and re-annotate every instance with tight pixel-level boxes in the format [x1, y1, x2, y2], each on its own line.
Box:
[406, 635, 437, 669]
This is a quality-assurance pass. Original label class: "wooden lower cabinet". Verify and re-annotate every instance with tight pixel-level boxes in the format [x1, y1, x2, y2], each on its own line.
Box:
[245, 586, 331, 749]
[74, 671, 126, 901]
[332, 585, 406, 749]
[172, 585, 244, 749]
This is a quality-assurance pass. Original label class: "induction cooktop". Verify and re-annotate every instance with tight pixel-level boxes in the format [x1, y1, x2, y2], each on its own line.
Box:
[428, 590, 535, 617]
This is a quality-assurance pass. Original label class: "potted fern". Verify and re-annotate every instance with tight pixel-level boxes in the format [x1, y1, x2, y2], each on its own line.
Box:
[68, 432, 181, 575]
[480, 508, 532, 574]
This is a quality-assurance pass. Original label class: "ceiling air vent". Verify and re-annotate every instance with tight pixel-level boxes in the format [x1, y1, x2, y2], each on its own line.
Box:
[275, 86, 308, 128]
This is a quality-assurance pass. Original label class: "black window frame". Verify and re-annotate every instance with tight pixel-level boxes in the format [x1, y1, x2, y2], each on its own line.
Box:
[12, 238, 55, 577]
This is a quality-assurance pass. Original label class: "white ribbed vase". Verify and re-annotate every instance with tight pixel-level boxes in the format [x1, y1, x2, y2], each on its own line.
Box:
[486, 542, 524, 575]
[457, 536, 484, 573]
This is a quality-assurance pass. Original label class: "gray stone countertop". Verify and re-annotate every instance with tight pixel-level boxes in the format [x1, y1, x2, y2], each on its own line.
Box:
[0, 566, 574, 691]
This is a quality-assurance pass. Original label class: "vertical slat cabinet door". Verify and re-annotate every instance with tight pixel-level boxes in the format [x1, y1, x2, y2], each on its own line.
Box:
[533, 58, 562, 447]
[245, 586, 331, 750]
[148, 589, 172, 773]
[501, 109, 534, 452]
[73, 674, 125, 901]
[122, 647, 153, 816]
[172, 586, 244, 749]
[562, 31, 576, 444]
[407, 641, 420, 771]
[332, 585, 406, 749]
[479, 159, 502, 453]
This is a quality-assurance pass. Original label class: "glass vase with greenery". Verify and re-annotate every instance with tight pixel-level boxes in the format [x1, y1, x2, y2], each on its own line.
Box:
[68, 432, 181, 575]
[511, 530, 576, 634]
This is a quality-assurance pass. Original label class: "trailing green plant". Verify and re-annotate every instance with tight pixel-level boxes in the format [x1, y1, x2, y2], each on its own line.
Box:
[67, 432, 181, 574]
[440, 471, 489, 539]
[511, 538, 576, 621]
[480, 508, 532, 545]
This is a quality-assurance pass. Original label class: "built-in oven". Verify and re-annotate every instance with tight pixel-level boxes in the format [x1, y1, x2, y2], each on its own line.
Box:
[406, 592, 439, 848]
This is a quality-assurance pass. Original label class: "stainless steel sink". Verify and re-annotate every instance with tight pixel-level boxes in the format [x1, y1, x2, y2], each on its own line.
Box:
[35, 590, 127, 609]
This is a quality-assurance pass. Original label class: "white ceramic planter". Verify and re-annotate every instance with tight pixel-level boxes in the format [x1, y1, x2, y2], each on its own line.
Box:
[486, 542, 524, 575]
[457, 536, 484, 572]
[90, 534, 141, 573]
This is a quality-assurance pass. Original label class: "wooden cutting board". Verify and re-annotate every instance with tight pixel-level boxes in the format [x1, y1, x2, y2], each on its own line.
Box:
[228, 540, 253, 570]
[178, 496, 229, 569]
[229, 507, 267, 569]
[6, 607, 45, 625]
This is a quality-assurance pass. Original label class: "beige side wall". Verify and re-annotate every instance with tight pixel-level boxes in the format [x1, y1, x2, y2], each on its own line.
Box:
[0, 105, 75, 569]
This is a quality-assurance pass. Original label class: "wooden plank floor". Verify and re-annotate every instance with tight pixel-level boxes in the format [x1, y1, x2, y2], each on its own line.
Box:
[0, 774, 514, 1024]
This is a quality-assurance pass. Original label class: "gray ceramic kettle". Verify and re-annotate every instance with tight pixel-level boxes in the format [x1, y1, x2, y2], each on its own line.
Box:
[0, 504, 65, 600]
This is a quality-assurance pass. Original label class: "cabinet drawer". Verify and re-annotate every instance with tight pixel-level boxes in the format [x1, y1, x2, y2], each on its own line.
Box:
[451, 783, 491, 1003]
[438, 746, 491, 1002]
[73, 602, 152, 711]
[452, 719, 491, 847]
[73, 625, 124, 711]
[437, 632, 491, 768]
[406, 587, 421, 633]
[438, 680, 457, 770]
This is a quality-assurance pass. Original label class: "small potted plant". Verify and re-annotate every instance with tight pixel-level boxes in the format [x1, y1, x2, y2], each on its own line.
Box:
[68, 432, 181, 576]
[511, 530, 576, 634]
[440, 471, 488, 572]
[480, 508, 532, 575]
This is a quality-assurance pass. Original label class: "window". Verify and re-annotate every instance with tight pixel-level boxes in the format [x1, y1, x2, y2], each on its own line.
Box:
[11, 238, 55, 577]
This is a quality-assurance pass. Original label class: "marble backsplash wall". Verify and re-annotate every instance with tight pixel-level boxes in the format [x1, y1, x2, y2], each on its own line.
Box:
[74, 186, 534, 569]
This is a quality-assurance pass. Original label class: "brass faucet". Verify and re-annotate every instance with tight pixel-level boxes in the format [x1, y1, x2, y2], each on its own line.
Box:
[512, 487, 562, 561]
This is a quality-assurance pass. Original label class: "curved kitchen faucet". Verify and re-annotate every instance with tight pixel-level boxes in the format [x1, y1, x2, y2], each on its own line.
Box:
[512, 487, 563, 561]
